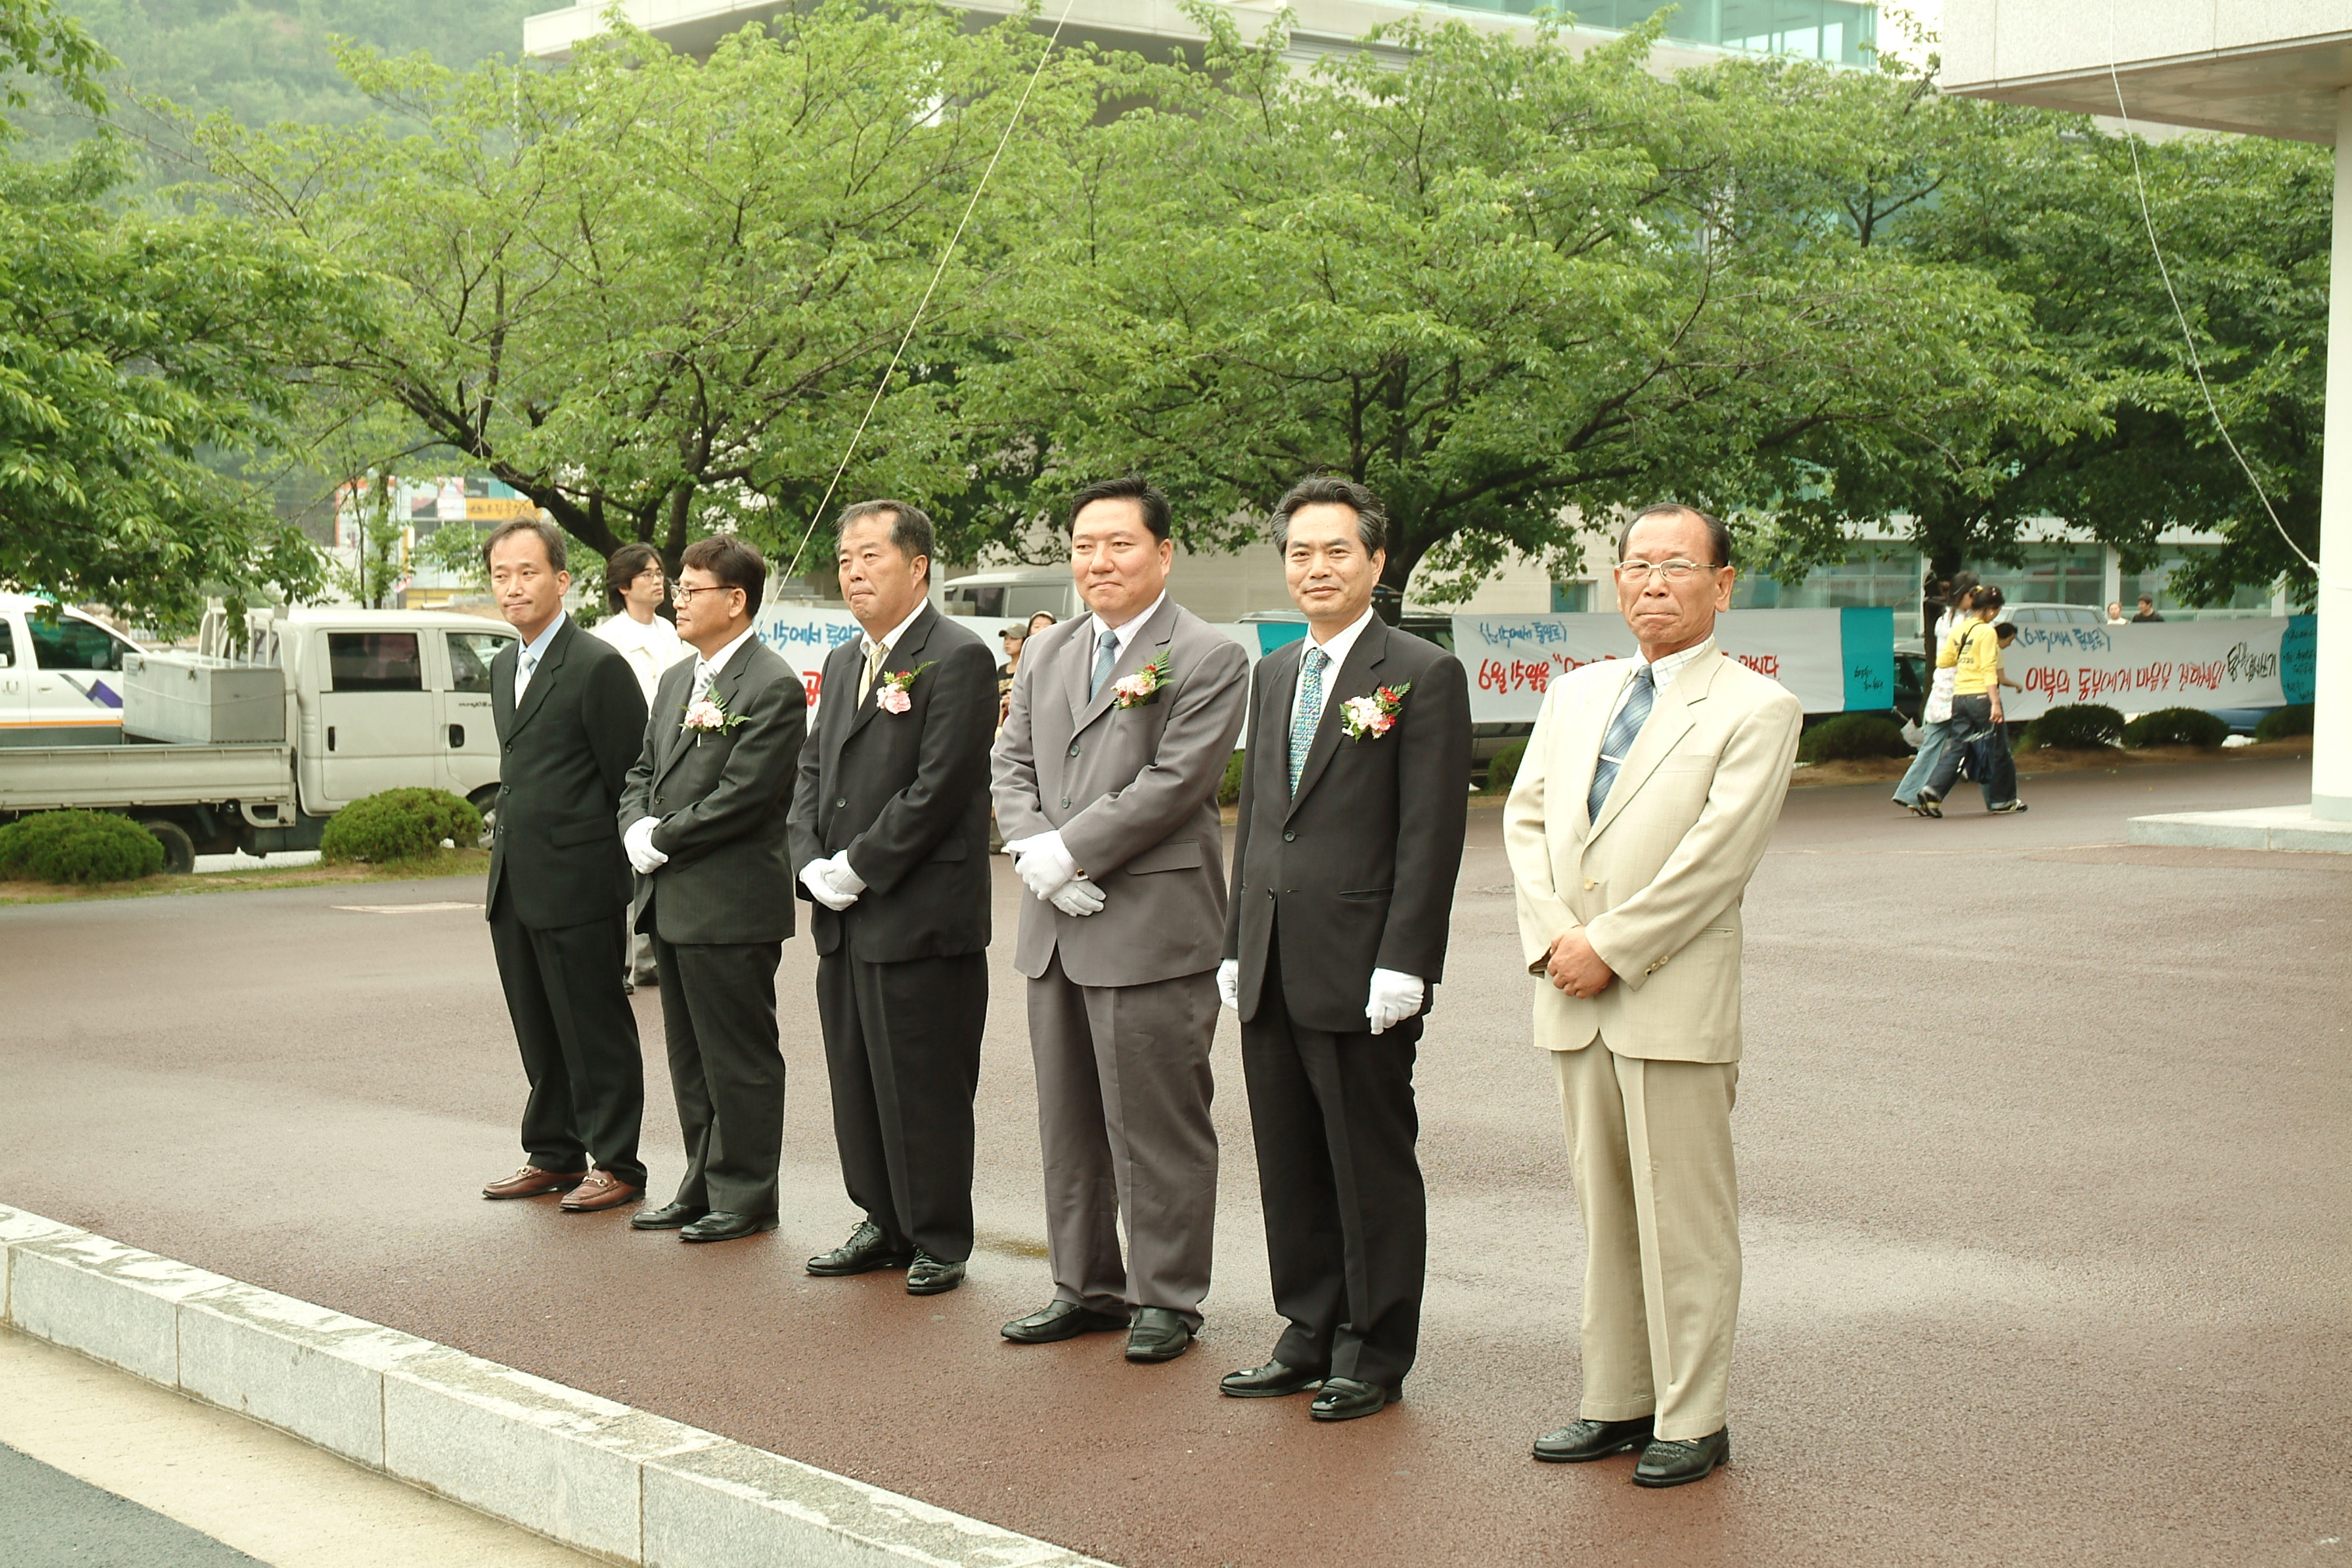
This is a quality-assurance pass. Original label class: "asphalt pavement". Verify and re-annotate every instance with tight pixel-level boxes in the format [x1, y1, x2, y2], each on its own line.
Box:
[1, 755, 2344, 1567]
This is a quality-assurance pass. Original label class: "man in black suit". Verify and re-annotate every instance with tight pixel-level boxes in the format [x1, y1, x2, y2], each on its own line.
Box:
[478, 517, 650, 1214]
[787, 500, 996, 1296]
[1217, 476, 1472, 1422]
[617, 535, 808, 1244]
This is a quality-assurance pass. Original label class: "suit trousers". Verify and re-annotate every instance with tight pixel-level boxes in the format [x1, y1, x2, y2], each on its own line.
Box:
[654, 934, 786, 1216]
[1027, 951, 1219, 1325]
[1241, 927, 1426, 1388]
[1554, 1039, 1740, 1442]
[488, 888, 646, 1188]
[816, 949, 985, 1262]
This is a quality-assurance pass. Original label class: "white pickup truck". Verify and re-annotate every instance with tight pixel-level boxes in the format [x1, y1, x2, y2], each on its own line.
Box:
[0, 606, 518, 872]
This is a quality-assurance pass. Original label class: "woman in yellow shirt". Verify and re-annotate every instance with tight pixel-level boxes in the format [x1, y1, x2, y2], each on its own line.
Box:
[1916, 586, 2026, 814]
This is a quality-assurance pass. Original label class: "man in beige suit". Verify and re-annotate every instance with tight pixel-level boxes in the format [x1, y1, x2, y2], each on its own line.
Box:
[1503, 503, 1801, 1489]
[991, 475, 1251, 1364]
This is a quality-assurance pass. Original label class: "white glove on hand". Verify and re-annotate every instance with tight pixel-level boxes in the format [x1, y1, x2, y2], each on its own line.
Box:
[1216, 959, 1241, 1013]
[1047, 877, 1107, 917]
[1365, 968, 1426, 1034]
[624, 817, 668, 875]
[1008, 831, 1080, 901]
[799, 856, 857, 912]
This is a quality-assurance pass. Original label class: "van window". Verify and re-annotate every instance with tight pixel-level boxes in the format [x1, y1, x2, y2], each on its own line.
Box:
[29, 614, 130, 671]
[446, 631, 513, 694]
[943, 586, 1006, 618]
[1002, 585, 1070, 620]
[327, 632, 425, 692]
[0, 621, 12, 669]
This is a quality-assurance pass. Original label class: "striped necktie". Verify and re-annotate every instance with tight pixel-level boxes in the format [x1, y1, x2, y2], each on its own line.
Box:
[516, 646, 539, 701]
[1587, 663, 1655, 823]
[857, 640, 886, 704]
[1289, 646, 1328, 795]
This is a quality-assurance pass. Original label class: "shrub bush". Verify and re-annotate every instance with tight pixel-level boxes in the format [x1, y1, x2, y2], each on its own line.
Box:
[320, 787, 483, 864]
[1484, 739, 1529, 795]
[1797, 713, 1910, 764]
[2256, 703, 2315, 743]
[1218, 751, 1246, 807]
[0, 810, 166, 884]
[2019, 703, 2124, 751]
[2122, 706, 2228, 750]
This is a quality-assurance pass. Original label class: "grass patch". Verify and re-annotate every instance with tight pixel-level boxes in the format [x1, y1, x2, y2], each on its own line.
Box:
[0, 847, 488, 906]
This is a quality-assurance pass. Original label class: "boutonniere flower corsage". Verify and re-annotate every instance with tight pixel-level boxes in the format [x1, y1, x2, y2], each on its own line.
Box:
[681, 690, 749, 744]
[1111, 647, 1173, 709]
[873, 660, 936, 715]
[1339, 683, 1411, 742]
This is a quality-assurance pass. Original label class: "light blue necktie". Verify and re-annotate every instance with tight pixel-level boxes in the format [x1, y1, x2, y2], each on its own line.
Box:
[1587, 663, 1655, 822]
[1289, 646, 1328, 795]
[1090, 628, 1120, 700]
[516, 646, 540, 701]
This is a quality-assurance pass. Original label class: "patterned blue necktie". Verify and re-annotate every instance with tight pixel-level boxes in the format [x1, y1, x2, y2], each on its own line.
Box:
[1587, 663, 1655, 822]
[1090, 628, 1119, 700]
[1289, 646, 1328, 795]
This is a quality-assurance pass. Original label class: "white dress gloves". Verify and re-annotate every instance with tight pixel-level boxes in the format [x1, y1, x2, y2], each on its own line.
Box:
[1216, 958, 1241, 1012]
[798, 852, 864, 912]
[623, 817, 668, 875]
[1006, 831, 1105, 917]
[1365, 968, 1426, 1034]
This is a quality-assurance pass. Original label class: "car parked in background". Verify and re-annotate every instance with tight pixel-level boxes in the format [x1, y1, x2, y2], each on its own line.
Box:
[0, 593, 149, 745]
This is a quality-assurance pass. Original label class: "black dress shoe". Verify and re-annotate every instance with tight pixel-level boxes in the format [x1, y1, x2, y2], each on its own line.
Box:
[1309, 1377, 1400, 1421]
[1533, 1416, 1655, 1463]
[630, 1201, 708, 1230]
[1633, 1427, 1731, 1488]
[807, 1220, 914, 1277]
[1124, 1307, 1192, 1363]
[1000, 1300, 1129, 1343]
[1220, 1360, 1325, 1398]
[679, 1210, 779, 1244]
[905, 1253, 965, 1296]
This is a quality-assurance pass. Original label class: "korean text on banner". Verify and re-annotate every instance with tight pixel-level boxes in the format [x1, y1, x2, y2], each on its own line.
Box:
[1454, 609, 1881, 719]
[1997, 616, 2309, 720]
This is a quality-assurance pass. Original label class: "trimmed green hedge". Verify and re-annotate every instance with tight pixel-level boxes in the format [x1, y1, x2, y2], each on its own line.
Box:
[2122, 706, 2228, 750]
[1485, 739, 1529, 795]
[2257, 704, 2315, 743]
[1797, 713, 1909, 764]
[0, 810, 166, 884]
[2020, 703, 2125, 751]
[1219, 751, 1245, 807]
[320, 787, 483, 864]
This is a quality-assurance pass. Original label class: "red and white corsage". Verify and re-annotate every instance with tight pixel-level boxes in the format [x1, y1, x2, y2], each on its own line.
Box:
[1339, 683, 1410, 741]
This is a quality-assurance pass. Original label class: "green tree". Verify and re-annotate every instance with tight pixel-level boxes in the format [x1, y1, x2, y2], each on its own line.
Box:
[197, 2, 1101, 580]
[0, 0, 360, 621]
[964, 7, 2043, 602]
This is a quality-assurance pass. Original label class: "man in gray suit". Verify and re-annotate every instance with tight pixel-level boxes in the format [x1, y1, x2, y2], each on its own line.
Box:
[617, 534, 809, 1244]
[990, 475, 1250, 1363]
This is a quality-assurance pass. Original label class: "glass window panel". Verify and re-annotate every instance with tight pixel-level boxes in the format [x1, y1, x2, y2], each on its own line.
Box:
[327, 632, 424, 692]
[445, 631, 513, 694]
[29, 614, 130, 671]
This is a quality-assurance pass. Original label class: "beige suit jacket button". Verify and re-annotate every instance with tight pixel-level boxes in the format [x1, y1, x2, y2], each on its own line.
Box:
[1582, 877, 1597, 891]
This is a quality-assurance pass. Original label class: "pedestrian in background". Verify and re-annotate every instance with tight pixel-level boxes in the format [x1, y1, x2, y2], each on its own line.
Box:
[1965, 621, 2027, 814]
[1916, 585, 2018, 815]
[2133, 595, 2165, 623]
[2106, 600, 2127, 625]
[592, 542, 691, 992]
[1893, 573, 1977, 818]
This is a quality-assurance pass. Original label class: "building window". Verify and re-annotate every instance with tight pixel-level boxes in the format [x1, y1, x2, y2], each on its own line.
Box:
[1732, 548, 1920, 611]
[2128, 544, 2280, 619]
[1449, 0, 1878, 66]
[1551, 580, 1594, 613]
[1981, 544, 2105, 607]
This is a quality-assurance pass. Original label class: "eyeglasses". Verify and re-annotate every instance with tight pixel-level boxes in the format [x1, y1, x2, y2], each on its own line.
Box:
[670, 583, 735, 606]
[1615, 559, 1715, 583]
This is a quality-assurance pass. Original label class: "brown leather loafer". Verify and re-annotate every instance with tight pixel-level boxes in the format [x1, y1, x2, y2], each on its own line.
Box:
[559, 1171, 644, 1213]
[482, 1165, 586, 1200]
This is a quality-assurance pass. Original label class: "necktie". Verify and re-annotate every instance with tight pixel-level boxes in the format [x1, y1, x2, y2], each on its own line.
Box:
[1587, 663, 1655, 823]
[690, 660, 714, 707]
[1090, 629, 1120, 700]
[858, 640, 887, 704]
[1289, 646, 1328, 795]
[516, 647, 539, 701]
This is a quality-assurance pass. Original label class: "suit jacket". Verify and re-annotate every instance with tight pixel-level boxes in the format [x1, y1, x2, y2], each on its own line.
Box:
[485, 618, 648, 931]
[786, 604, 994, 964]
[617, 634, 807, 947]
[990, 597, 1249, 987]
[1223, 619, 1472, 1035]
[1502, 642, 1802, 1064]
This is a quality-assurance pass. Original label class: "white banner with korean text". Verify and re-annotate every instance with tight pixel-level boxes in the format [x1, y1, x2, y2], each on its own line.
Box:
[1997, 617, 2312, 720]
[1453, 609, 1891, 719]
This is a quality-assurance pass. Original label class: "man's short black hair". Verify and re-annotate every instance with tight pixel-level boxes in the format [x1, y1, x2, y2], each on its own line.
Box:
[604, 542, 662, 613]
[1066, 475, 1171, 542]
[680, 534, 768, 619]
[1269, 475, 1388, 555]
[482, 516, 566, 574]
[1617, 503, 1733, 569]
[835, 499, 936, 584]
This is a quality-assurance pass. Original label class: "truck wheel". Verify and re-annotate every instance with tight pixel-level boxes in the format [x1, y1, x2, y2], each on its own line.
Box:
[467, 786, 499, 849]
[141, 819, 197, 876]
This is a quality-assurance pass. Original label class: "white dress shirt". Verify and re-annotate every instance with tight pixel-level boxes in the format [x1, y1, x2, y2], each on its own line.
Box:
[1604, 635, 1716, 734]
[1288, 605, 1377, 737]
[590, 608, 688, 705]
[512, 611, 567, 702]
[856, 600, 929, 702]
[1086, 590, 1167, 687]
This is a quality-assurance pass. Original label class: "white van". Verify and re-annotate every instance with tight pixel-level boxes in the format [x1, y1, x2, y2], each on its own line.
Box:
[939, 568, 1081, 623]
[0, 593, 148, 744]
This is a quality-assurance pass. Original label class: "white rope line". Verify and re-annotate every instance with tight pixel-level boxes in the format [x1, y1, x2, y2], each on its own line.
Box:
[781, 0, 1079, 580]
[2104, 1, 2334, 592]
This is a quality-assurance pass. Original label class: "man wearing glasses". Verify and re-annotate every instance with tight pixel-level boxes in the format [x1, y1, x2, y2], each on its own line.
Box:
[1501, 504, 1802, 1488]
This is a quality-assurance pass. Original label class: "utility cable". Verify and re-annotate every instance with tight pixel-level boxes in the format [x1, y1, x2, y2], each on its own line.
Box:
[780, 0, 1079, 580]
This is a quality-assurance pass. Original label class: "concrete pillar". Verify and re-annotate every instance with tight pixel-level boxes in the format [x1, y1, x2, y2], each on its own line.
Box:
[2314, 88, 2352, 818]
